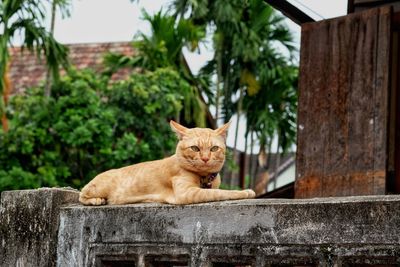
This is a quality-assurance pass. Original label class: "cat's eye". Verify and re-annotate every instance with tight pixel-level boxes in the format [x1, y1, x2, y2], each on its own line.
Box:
[190, 146, 200, 152]
[210, 146, 219, 152]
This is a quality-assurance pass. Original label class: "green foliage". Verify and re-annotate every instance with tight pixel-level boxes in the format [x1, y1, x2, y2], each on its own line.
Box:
[0, 0, 70, 124]
[103, 9, 208, 127]
[173, 0, 298, 152]
[0, 0, 70, 91]
[0, 68, 187, 191]
[244, 54, 298, 153]
[104, 9, 205, 72]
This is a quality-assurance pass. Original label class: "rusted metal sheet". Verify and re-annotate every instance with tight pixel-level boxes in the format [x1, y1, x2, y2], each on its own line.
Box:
[295, 7, 392, 198]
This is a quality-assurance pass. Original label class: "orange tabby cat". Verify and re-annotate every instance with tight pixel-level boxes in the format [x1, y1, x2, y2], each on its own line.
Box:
[79, 120, 255, 205]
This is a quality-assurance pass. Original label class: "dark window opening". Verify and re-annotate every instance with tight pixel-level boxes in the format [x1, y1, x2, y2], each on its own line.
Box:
[342, 256, 398, 267]
[101, 260, 135, 267]
[266, 257, 317, 267]
[212, 263, 252, 267]
[145, 255, 189, 267]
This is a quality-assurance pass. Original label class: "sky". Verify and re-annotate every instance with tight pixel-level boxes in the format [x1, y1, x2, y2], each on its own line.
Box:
[48, 0, 348, 74]
[51, 0, 348, 44]
[16, 0, 349, 152]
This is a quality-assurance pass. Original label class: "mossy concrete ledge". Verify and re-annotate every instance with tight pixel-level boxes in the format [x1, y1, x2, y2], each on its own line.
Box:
[2, 189, 400, 266]
[57, 195, 400, 267]
[0, 188, 79, 267]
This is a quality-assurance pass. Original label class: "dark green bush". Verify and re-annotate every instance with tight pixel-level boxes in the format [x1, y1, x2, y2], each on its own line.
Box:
[0, 68, 189, 191]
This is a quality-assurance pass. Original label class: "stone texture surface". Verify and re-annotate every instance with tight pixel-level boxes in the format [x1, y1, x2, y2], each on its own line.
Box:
[57, 195, 400, 267]
[0, 188, 79, 267]
[2, 189, 400, 266]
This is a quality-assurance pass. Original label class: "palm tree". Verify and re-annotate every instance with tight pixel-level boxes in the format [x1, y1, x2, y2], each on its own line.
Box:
[0, 0, 69, 131]
[44, 0, 71, 97]
[174, 0, 295, 120]
[244, 55, 298, 185]
[104, 10, 212, 127]
[171, 0, 298, 186]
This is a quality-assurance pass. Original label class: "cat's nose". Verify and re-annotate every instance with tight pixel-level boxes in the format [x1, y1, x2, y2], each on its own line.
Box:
[201, 157, 209, 163]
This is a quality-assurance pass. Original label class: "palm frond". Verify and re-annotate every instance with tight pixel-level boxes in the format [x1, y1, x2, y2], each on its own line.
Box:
[0, 0, 69, 95]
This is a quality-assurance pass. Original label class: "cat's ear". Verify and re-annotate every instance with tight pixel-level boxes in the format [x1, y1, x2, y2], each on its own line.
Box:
[170, 120, 189, 140]
[214, 121, 231, 140]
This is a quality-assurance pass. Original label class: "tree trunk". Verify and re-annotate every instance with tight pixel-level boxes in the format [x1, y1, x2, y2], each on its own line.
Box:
[248, 130, 255, 188]
[1, 65, 11, 132]
[242, 129, 249, 189]
[215, 42, 223, 121]
[273, 134, 281, 190]
[230, 86, 245, 187]
[45, 0, 57, 97]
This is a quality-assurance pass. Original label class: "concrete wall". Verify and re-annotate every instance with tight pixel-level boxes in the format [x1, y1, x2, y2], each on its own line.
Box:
[0, 188, 79, 267]
[2, 188, 400, 266]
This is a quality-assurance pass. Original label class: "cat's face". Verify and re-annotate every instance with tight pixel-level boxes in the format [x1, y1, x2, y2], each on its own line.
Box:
[170, 121, 230, 174]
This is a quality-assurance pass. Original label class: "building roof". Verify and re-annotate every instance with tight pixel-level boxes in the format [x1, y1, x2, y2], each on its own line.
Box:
[8, 42, 135, 94]
[264, 0, 315, 24]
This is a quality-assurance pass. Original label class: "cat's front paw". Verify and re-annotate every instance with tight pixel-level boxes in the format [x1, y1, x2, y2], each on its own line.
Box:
[82, 197, 107, 205]
[244, 189, 256, 198]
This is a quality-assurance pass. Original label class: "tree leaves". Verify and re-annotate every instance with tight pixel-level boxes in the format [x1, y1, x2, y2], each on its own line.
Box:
[0, 68, 188, 191]
[0, 0, 70, 95]
[104, 9, 209, 127]
[172, 0, 299, 157]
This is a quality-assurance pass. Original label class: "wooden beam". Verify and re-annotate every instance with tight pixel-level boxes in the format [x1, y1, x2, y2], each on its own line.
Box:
[295, 7, 392, 198]
[348, 0, 355, 13]
[264, 0, 315, 25]
[354, 0, 399, 5]
[349, 0, 400, 13]
[393, 15, 400, 193]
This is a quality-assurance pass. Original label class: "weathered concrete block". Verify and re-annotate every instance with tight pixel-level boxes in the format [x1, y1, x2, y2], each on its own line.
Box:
[0, 188, 79, 267]
[57, 195, 400, 267]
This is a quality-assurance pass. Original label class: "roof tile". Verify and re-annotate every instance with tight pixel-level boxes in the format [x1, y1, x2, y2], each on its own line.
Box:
[9, 42, 135, 94]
